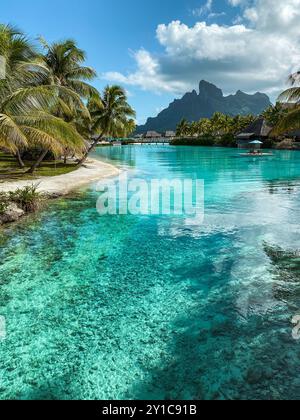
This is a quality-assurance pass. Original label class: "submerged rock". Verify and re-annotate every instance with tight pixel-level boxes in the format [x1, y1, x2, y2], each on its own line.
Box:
[0, 203, 25, 225]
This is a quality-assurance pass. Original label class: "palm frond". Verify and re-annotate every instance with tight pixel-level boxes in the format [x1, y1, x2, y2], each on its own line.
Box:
[21, 126, 64, 156]
[278, 87, 300, 103]
[273, 108, 300, 135]
[67, 79, 100, 99]
[289, 71, 300, 86]
[55, 98, 75, 119]
[16, 112, 85, 150]
[2, 86, 57, 115]
[0, 113, 28, 152]
[66, 66, 97, 80]
[21, 118, 85, 155]
[53, 85, 91, 119]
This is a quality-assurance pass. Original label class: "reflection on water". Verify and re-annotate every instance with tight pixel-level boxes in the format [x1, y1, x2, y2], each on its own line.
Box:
[1, 146, 300, 400]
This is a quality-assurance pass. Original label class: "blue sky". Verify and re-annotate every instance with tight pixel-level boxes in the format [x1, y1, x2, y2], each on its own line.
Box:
[1, 0, 300, 124]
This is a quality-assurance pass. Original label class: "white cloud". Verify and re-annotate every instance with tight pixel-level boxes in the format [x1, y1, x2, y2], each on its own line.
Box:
[228, 0, 246, 5]
[192, 0, 213, 17]
[104, 49, 188, 94]
[207, 12, 226, 19]
[103, 0, 300, 100]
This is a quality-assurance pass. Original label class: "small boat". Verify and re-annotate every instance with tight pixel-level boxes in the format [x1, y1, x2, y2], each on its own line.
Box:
[234, 139, 273, 157]
[238, 152, 273, 157]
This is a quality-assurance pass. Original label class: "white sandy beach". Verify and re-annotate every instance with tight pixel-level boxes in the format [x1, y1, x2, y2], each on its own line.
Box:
[0, 159, 120, 197]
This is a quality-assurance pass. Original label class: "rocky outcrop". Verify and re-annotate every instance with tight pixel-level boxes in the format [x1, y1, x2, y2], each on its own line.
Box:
[0, 203, 25, 225]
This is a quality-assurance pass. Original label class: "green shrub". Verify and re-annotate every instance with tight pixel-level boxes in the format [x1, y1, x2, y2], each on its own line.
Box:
[216, 134, 236, 147]
[197, 135, 216, 146]
[9, 184, 43, 213]
[0, 192, 9, 215]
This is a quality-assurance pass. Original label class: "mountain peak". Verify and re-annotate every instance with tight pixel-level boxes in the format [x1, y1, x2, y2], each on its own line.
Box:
[199, 80, 223, 99]
[136, 81, 271, 133]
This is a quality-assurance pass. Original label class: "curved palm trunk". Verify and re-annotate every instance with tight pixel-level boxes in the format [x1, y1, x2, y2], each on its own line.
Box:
[77, 134, 103, 167]
[15, 149, 25, 169]
[26, 149, 48, 174]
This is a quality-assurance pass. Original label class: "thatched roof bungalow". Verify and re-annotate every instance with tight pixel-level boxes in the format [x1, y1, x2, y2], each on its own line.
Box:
[144, 131, 161, 139]
[236, 118, 272, 148]
[163, 131, 176, 138]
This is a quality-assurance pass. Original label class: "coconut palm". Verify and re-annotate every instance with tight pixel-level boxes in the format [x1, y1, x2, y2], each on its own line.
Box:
[275, 71, 300, 134]
[0, 24, 44, 94]
[176, 119, 190, 137]
[77, 85, 136, 165]
[262, 103, 289, 127]
[190, 121, 199, 137]
[124, 119, 136, 137]
[210, 112, 228, 136]
[232, 115, 255, 134]
[197, 118, 212, 136]
[38, 38, 98, 96]
[0, 25, 86, 173]
[32, 39, 102, 165]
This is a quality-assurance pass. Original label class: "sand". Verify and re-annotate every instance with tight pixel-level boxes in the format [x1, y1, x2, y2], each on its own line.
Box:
[0, 159, 120, 197]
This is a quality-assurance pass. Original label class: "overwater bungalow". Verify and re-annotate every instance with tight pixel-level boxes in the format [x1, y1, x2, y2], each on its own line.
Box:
[144, 131, 161, 139]
[236, 118, 272, 148]
[163, 131, 176, 139]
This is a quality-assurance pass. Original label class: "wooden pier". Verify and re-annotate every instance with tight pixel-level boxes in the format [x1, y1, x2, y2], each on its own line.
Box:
[134, 137, 172, 145]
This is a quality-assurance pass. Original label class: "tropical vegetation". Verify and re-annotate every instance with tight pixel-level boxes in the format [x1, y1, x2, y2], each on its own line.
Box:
[274, 71, 300, 135]
[9, 184, 43, 212]
[262, 103, 289, 127]
[0, 24, 135, 176]
[0, 184, 43, 222]
[174, 113, 256, 146]
[174, 72, 300, 148]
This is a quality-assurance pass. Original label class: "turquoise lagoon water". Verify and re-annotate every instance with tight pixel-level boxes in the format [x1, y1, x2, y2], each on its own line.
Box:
[1, 146, 300, 400]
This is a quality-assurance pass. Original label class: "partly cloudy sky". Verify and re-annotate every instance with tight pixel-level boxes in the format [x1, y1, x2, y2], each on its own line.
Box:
[103, 0, 300, 122]
[3, 0, 300, 123]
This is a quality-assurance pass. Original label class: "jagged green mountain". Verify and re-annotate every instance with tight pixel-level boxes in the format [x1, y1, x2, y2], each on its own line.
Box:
[137, 80, 272, 133]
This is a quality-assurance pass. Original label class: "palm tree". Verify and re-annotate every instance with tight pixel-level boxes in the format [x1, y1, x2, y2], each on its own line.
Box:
[77, 85, 136, 165]
[262, 103, 289, 127]
[211, 112, 228, 136]
[33, 38, 100, 165]
[0, 25, 86, 173]
[38, 38, 98, 99]
[0, 24, 42, 167]
[197, 118, 212, 136]
[190, 121, 199, 137]
[176, 118, 190, 137]
[226, 114, 255, 135]
[36, 39, 97, 129]
[275, 71, 300, 134]
[124, 119, 136, 137]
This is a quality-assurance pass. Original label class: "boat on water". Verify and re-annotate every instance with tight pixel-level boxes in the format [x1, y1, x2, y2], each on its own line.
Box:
[237, 152, 274, 157]
[236, 139, 273, 157]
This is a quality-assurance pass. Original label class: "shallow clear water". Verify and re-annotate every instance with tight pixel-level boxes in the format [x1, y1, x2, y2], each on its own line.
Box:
[1, 146, 300, 400]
